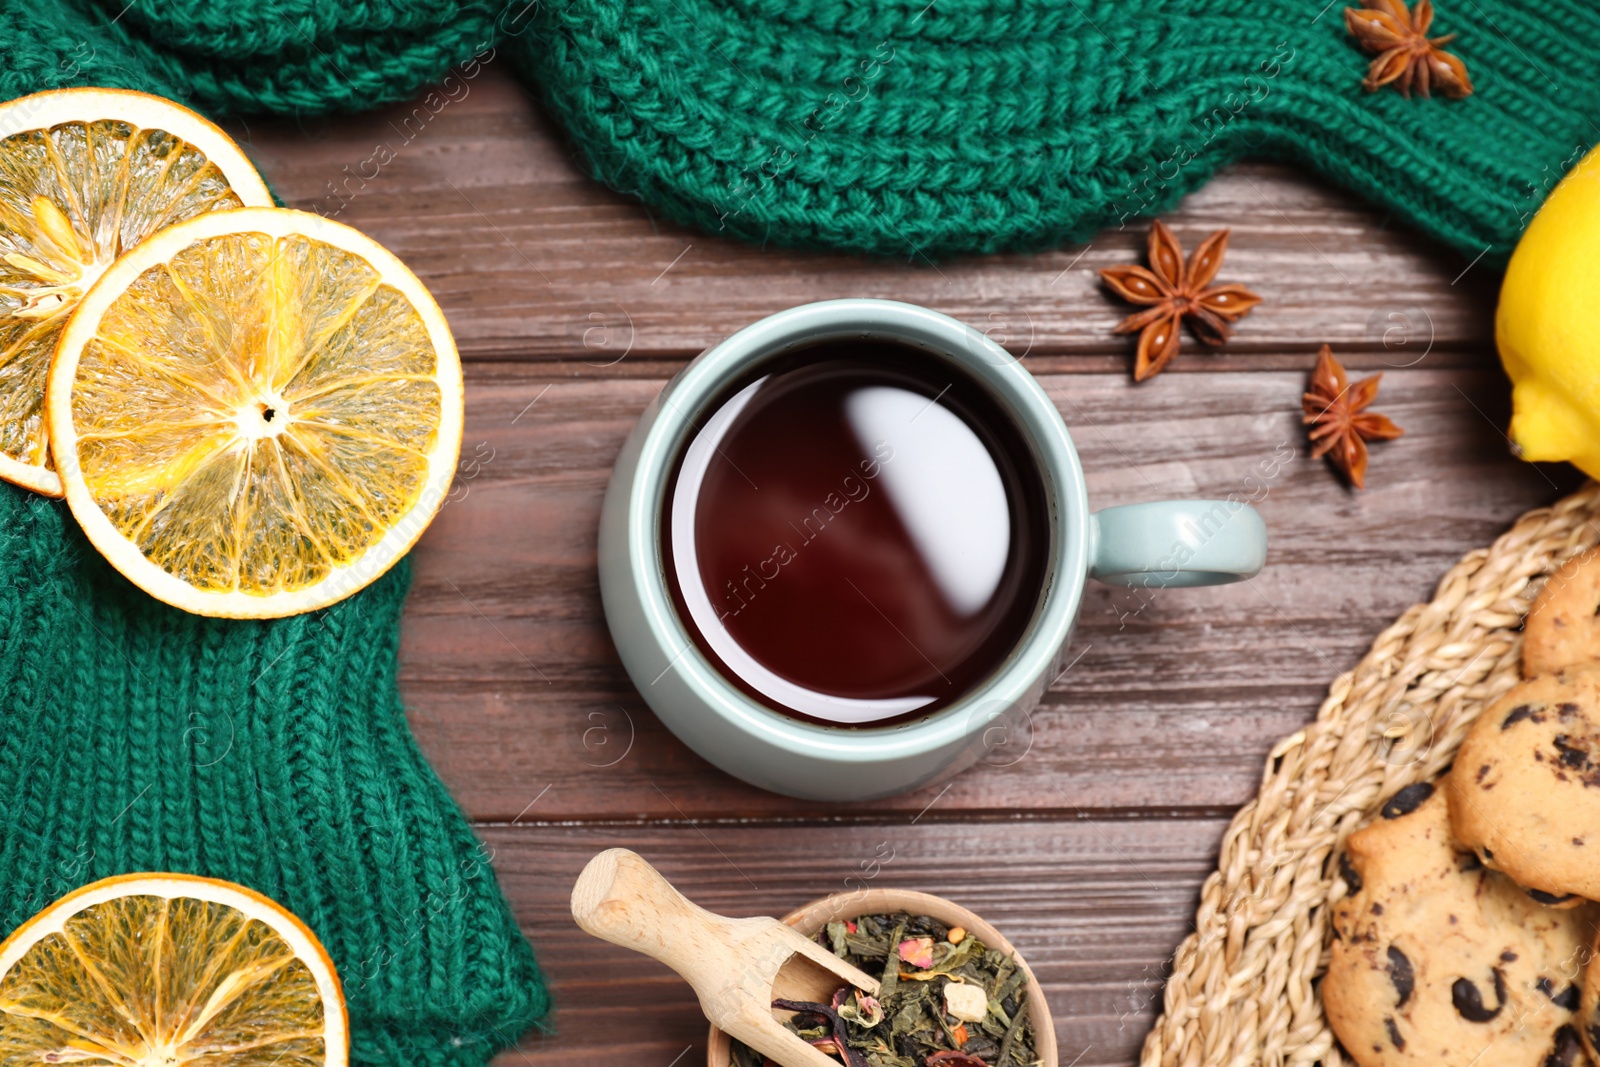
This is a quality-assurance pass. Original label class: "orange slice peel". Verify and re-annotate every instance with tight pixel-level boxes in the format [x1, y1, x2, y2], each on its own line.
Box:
[0, 872, 348, 1067]
[0, 88, 271, 497]
[47, 206, 464, 618]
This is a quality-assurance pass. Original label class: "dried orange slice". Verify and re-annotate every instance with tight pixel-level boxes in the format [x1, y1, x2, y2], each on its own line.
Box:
[0, 872, 348, 1066]
[0, 88, 271, 497]
[48, 207, 464, 618]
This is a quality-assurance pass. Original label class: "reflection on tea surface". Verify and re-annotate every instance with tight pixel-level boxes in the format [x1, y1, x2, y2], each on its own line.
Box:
[664, 341, 1049, 726]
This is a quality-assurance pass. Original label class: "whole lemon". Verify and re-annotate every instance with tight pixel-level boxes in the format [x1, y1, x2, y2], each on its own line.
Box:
[1498, 146, 1600, 479]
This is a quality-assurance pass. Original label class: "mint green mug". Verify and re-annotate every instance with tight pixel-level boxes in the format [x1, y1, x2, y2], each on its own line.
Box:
[599, 299, 1266, 801]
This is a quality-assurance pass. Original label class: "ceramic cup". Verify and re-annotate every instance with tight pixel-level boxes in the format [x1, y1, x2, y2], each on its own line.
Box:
[598, 299, 1266, 801]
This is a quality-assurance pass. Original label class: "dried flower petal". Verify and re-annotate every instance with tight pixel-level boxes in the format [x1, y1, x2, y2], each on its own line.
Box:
[898, 936, 935, 969]
[838, 991, 884, 1028]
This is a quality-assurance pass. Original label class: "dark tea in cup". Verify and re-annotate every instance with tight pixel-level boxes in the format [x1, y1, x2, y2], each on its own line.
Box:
[662, 339, 1050, 727]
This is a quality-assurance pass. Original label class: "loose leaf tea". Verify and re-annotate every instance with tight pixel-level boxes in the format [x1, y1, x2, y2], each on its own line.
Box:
[729, 912, 1040, 1067]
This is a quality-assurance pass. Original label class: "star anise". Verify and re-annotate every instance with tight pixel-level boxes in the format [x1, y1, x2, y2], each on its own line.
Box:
[1344, 0, 1473, 99]
[1099, 220, 1261, 382]
[1303, 345, 1404, 489]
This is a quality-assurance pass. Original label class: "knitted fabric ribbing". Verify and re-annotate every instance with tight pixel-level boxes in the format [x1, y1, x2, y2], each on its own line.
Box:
[1, 7, 548, 1064]
[1, 0, 507, 116]
[7, 1, 1598, 261]
[0, 0, 1591, 1058]
[0, 477, 548, 1064]
[515, 0, 1600, 263]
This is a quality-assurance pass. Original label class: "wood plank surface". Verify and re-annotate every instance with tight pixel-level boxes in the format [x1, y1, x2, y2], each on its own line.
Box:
[225, 68, 1577, 1065]
[398, 363, 1575, 822]
[486, 819, 1226, 1067]
[235, 72, 1499, 367]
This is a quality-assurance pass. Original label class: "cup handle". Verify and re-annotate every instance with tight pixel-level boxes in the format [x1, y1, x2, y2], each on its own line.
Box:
[1089, 500, 1266, 588]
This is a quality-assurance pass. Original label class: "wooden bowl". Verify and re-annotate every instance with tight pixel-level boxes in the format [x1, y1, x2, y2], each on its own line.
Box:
[706, 888, 1057, 1067]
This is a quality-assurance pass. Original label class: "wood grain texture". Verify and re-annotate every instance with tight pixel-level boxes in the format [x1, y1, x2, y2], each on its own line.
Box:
[233, 71, 1498, 366]
[223, 70, 1575, 1065]
[485, 819, 1223, 1067]
[566, 848, 887, 1067]
[400, 364, 1577, 822]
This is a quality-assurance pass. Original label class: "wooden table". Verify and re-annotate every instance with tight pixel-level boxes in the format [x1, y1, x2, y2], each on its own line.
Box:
[232, 70, 1581, 1066]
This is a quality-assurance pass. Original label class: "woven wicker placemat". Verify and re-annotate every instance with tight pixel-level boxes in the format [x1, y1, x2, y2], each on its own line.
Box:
[1139, 481, 1600, 1067]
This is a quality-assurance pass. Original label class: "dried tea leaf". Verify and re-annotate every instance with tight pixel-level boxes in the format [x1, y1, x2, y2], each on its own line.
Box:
[828, 921, 852, 957]
[901, 937, 986, 980]
[733, 912, 1040, 1067]
[840, 992, 885, 1028]
[878, 919, 908, 1000]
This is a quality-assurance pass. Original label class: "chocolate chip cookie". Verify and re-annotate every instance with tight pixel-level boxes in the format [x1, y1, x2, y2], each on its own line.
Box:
[1447, 666, 1600, 902]
[1325, 782, 1594, 1066]
[1525, 548, 1600, 678]
[1581, 944, 1600, 1062]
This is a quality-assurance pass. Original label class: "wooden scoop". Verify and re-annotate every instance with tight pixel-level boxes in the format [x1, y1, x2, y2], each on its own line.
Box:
[571, 848, 880, 1067]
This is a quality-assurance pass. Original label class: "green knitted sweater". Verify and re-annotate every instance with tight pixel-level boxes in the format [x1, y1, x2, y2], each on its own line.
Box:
[517, 0, 1600, 262]
[1, 1, 1597, 1064]
[0, 482, 548, 1066]
[0, 7, 554, 1066]
[12, 0, 1600, 262]
[7, 0, 1600, 262]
